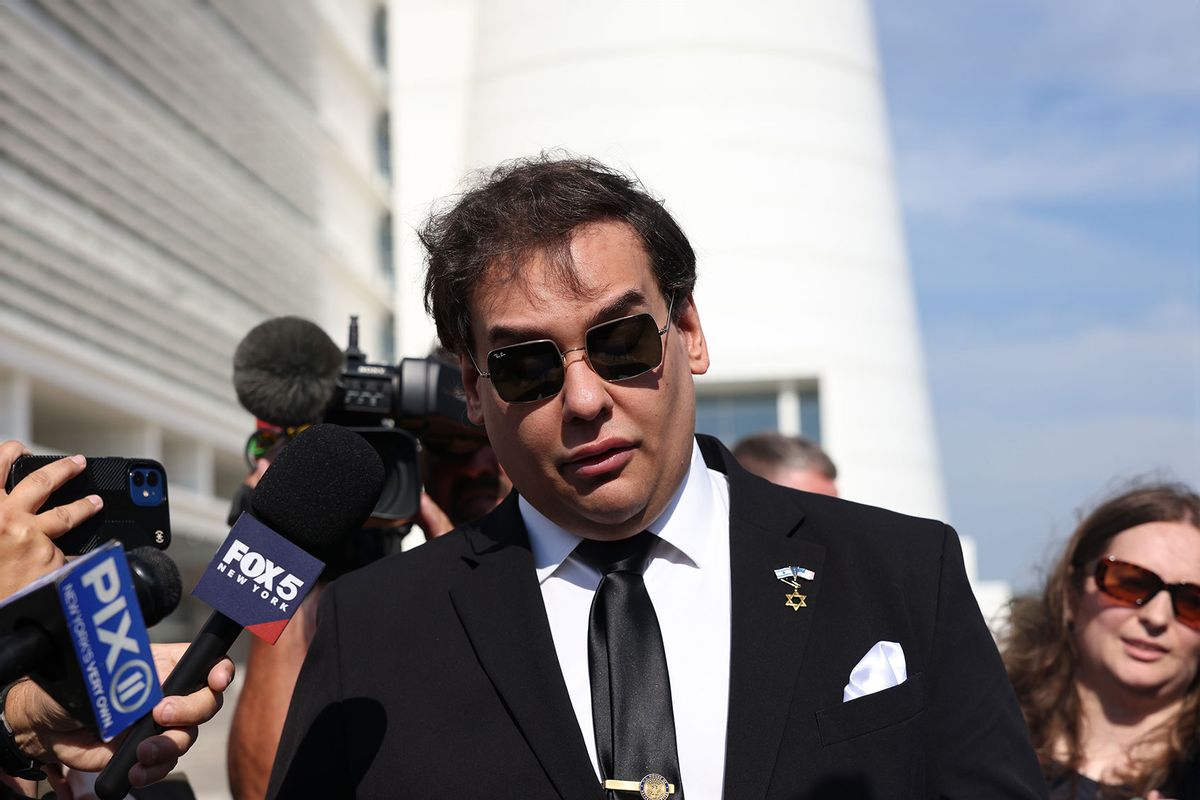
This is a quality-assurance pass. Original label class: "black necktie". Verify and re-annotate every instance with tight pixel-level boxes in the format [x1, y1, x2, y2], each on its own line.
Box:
[575, 532, 684, 799]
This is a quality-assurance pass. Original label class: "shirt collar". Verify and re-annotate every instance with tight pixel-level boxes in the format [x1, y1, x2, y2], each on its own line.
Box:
[522, 439, 718, 584]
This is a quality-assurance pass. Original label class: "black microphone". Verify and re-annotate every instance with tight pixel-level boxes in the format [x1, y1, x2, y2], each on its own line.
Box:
[0, 547, 182, 717]
[126, 546, 184, 630]
[95, 424, 384, 800]
[233, 316, 344, 428]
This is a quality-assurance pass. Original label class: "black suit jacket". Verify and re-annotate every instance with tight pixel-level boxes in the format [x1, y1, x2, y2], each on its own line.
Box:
[267, 437, 1047, 799]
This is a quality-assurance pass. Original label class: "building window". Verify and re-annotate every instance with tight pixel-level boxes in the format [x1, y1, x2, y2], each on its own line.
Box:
[375, 111, 392, 182]
[372, 5, 388, 69]
[378, 212, 394, 283]
[799, 388, 822, 443]
[695, 393, 778, 447]
[696, 383, 823, 448]
[379, 311, 395, 363]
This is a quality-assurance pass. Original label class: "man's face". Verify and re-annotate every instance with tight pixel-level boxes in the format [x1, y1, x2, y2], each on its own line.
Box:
[423, 441, 512, 526]
[461, 220, 709, 540]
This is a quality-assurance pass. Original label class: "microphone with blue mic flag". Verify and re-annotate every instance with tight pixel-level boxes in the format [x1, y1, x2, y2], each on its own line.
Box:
[95, 423, 384, 799]
[0, 544, 182, 742]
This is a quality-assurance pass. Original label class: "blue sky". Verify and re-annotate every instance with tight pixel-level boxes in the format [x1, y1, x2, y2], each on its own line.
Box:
[871, 0, 1200, 588]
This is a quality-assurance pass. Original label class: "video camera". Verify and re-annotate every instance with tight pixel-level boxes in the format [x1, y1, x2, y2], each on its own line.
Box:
[323, 316, 484, 520]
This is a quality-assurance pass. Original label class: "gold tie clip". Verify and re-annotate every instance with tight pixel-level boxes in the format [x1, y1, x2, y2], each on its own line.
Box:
[603, 773, 676, 800]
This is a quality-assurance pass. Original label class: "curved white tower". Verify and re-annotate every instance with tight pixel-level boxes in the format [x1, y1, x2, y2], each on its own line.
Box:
[395, 0, 945, 520]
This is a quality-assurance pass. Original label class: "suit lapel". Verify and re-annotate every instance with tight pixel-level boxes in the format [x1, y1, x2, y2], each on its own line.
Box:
[448, 495, 602, 800]
[700, 438, 826, 800]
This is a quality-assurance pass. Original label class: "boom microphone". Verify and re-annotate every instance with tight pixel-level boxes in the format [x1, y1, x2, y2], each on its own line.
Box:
[232, 316, 344, 428]
[95, 424, 384, 800]
[0, 546, 183, 739]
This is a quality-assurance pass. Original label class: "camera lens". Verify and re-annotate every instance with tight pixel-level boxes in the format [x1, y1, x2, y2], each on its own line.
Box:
[132, 471, 144, 487]
[146, 471, 159, 487]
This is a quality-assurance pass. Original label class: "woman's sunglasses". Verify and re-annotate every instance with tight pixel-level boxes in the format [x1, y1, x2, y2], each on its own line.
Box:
[1091, 556, 1200, 630]
[470, 297, 674, 404]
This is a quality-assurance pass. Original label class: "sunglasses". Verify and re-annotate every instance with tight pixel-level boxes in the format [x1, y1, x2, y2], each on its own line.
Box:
[470, 296, 674, 403]
[1091, 556, 1200, 630]
[243, 424, 310, 469]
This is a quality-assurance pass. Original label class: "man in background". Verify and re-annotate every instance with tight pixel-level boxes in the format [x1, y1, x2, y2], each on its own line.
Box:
[733, 432, 839, 496]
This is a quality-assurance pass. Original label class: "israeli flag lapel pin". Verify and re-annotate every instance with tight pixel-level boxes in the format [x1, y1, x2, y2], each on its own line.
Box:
[775, 565, 815, 611]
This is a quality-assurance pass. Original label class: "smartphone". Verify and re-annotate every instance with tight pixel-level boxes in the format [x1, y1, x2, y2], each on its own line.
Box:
[5, 455, 171, 556]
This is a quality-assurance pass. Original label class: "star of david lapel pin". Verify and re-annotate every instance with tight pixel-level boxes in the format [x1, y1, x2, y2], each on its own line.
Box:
[775, 566, 816, 611]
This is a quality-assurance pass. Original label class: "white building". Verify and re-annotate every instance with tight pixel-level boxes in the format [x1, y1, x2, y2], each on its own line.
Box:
[0, 0, 396, 625]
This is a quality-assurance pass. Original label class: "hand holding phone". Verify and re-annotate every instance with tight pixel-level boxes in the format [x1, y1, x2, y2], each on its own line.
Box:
[0, 441, 102, 601]
[5, 451, 170, 557]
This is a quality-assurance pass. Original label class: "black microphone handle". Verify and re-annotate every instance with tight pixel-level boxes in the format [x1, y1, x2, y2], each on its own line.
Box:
[0, 626, 54, 687]
[94, 612, 243, 800]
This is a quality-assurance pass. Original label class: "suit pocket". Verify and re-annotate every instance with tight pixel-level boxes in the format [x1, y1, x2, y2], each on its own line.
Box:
[815, 671, 927, 746]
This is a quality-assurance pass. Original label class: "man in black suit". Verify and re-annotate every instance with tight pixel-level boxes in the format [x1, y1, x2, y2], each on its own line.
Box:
[267, 156, 1047, 799]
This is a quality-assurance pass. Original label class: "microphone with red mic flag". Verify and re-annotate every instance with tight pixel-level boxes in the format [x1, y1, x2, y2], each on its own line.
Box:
[94, 424, 384, 799]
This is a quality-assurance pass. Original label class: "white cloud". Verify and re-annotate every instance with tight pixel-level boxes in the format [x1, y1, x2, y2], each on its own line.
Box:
[946, 411, 1200, 587]
[1014, 0, 1200, 99]
[875, 0, 1200, 100]
[908, 202, 1198, 319]
[871, 0, 1200, 587]
[929, 301, 1200, 421]
[895, 134, 1197, 218]
[928, 301, 1200, 584]
[876, 0, 1200, 220]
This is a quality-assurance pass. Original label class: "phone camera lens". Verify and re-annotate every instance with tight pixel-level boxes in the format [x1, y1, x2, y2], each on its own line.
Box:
[146, 471, 159, 487]
[132, 471, 145, 487]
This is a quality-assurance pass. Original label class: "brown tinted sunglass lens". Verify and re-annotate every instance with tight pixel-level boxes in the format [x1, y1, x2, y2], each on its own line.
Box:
[1174, 585, 1200, 629]
[488, 341, 564, 403]
[586, 314, 662, 382]
[1096, 559, 1162, 605]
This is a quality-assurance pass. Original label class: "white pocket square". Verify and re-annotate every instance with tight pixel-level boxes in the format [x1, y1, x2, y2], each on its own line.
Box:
[842, 640, 907, 702]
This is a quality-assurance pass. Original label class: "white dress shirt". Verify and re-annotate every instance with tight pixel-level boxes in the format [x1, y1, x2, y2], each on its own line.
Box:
[521, 440, 732, 799]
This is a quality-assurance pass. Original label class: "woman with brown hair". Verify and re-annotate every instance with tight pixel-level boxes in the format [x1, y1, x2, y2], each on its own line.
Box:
[1001, 483, 1200, 799]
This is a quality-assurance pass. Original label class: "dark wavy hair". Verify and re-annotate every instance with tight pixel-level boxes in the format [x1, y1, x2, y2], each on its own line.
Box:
[1000, 482, 1200, 796]
[419, 153, 696, 357]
